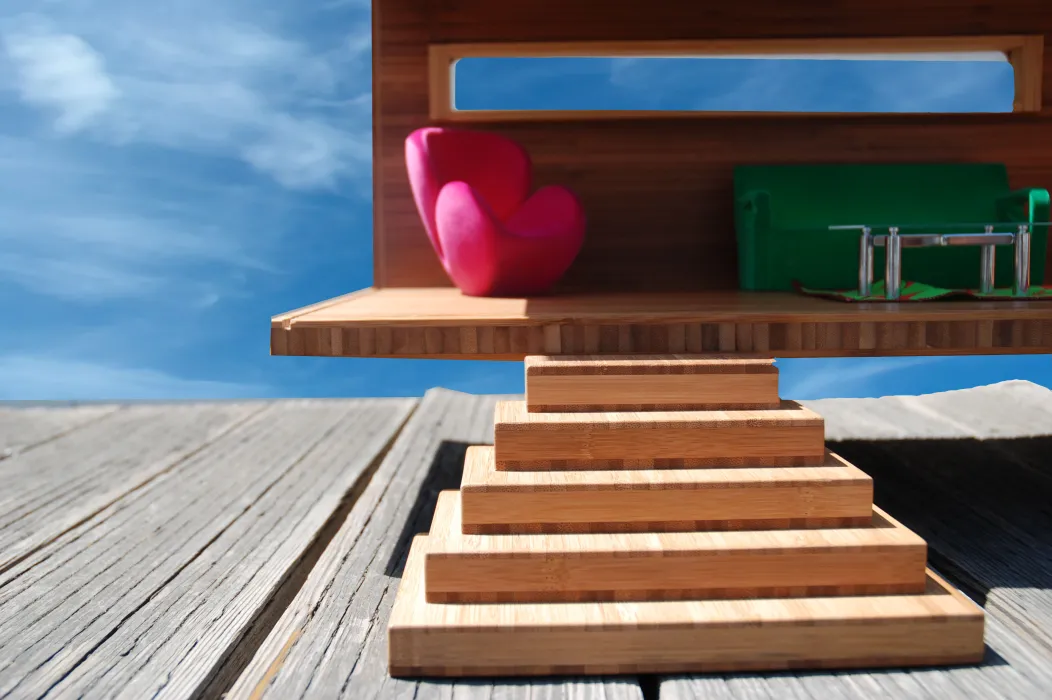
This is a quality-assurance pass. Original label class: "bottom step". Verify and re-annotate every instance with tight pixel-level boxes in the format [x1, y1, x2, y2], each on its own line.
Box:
[389, 536, 985, 678]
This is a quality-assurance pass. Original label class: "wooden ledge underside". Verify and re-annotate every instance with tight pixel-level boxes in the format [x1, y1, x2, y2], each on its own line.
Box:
[272, 288, 1052, 360]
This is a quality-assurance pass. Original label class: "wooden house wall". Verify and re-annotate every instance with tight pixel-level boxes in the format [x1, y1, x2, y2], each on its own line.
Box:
[373, 0, 1052, 291]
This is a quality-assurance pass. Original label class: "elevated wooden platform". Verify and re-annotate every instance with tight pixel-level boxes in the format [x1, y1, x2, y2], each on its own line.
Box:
[271, 287, 1052, 360]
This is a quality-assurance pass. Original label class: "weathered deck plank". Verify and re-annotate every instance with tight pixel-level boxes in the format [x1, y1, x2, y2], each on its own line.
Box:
[229, 388, 643, 700]
[0, 404, 119, 457]
[661, 616, 1052, 700]
[0, 402, 266, 572]
[663, 381, 1052, 699]
[0, 398, 415, 699]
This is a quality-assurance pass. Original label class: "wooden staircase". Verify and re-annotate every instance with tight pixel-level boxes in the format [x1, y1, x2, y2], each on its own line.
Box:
[388, 355, 986, 677]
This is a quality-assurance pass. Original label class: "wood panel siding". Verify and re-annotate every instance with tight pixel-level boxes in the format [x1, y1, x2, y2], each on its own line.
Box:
[372, 0, 1052, 293]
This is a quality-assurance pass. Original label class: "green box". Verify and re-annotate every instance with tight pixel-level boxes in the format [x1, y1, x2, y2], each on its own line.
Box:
[734, 163, 1050, 292]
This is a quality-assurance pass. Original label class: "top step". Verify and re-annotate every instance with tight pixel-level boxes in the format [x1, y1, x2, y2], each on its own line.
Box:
[525, 354, 780, 412]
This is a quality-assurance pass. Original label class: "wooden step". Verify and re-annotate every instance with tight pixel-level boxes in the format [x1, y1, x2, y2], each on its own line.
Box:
[525, 354, 781, 412]
[461, 446, 873, 534]
[493, 400, 826, 470]
[426, 491, 926, 603]
[389, 536, 985, 677]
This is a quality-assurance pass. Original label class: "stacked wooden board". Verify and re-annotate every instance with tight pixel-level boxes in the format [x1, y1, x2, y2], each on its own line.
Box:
[388, 355, 986, 677]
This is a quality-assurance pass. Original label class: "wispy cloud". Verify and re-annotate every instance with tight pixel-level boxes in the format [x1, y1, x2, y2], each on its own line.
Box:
[0, 7, 372, 189]
[0, 1, 374, 401]
[0, 355, 270, 401]
[0, 2, 372, 307]
[3, 24, 118, 134]
[778, 356, 948, 400]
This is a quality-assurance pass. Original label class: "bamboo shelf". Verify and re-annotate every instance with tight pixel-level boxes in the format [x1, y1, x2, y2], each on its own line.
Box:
[272, 287, 1052, 360]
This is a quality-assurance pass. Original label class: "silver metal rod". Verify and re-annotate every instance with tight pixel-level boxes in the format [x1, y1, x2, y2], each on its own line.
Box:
[885, 226, 901, 300]
[980, 225, 996, 294]
[859, 227, 873, 296]
[873, 233, 1016, 248]
[830, 221, 1044, 231]
[1014, 225, 1031, 296]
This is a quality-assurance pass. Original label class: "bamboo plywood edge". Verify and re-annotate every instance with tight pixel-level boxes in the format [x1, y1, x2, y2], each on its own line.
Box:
[492, 399, 826, 469]
[388, 536, 986, 677]
[269, 288, 1052, 359]
[459, 445, 874, 533]
[425, 490, 928, 603]
[525, 354, 780, 411]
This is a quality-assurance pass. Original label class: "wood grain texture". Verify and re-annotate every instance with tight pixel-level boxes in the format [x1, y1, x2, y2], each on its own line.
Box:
[0, 403, 118, 457]
[425, 490, 926, 603]
[228, 389, 641, 699]
[493, 399, 826, 469]
[460, 445, 873, 533]
[389, 535, 984, 677]
[430, 35, 1044, 120]
[662, 381, 1052, 699]
[525, 354, 780, 411]
[271, 288, 1052, 359]
[0, 399, 416, 699]
[0, 402, 266, 573]
[662, 615, 1052, 700]
[822, 419, 1052, 663]
[373, 0, 1052, 292]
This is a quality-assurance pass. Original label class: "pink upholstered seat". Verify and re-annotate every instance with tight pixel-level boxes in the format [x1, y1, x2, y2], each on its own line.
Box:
[405, 127, 586, 297]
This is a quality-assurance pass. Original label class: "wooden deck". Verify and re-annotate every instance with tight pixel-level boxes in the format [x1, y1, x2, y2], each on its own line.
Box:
[2, 382, 1052, 698]
[271, 288, 1052, 360]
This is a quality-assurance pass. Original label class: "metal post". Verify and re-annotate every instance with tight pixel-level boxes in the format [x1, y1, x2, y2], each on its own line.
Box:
[980, 224, 996, 294]
[885, 226, 901, 300]
[1014, 224, 1031, 297]
[858, 226, 873, 296]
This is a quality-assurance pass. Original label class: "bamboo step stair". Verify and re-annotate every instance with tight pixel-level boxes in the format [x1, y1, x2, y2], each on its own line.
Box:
[388, 354, 986, 678]
[525, 354, 781, 412]
[461, 445, 874, 534]
[426, 490, 927, 603]
[494, 400, 827, 470]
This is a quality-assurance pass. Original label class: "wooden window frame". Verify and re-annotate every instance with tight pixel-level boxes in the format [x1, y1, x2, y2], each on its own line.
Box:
[428, 36, 1044, 122]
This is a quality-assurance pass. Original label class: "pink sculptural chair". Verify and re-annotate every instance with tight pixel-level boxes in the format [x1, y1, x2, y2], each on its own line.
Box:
[405, 127, 586, 297]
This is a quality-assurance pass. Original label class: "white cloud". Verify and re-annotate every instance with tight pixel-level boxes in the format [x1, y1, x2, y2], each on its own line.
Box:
[3, 25, 118, 133]
[0, 2, 372, 306]
[778, 356, 947, 400]
[0, 5, 372, 189]
[0, 135, 276, 303]
[0, 1, 375, 402]
[0, 355, 270, 401]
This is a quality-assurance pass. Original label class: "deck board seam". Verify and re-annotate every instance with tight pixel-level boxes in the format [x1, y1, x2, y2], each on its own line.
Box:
[0, 405, 124, 462]
[202, 400, 419, 700]
[0, 403, 272, 579]
[0, 401, 415, 698]
[73, 401, 417, 699]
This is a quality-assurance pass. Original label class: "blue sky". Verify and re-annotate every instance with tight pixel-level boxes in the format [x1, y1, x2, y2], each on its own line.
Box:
[1, 1, 1049, 401]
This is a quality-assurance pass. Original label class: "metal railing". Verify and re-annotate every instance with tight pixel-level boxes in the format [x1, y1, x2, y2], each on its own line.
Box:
[828, 223, 1039, 300]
